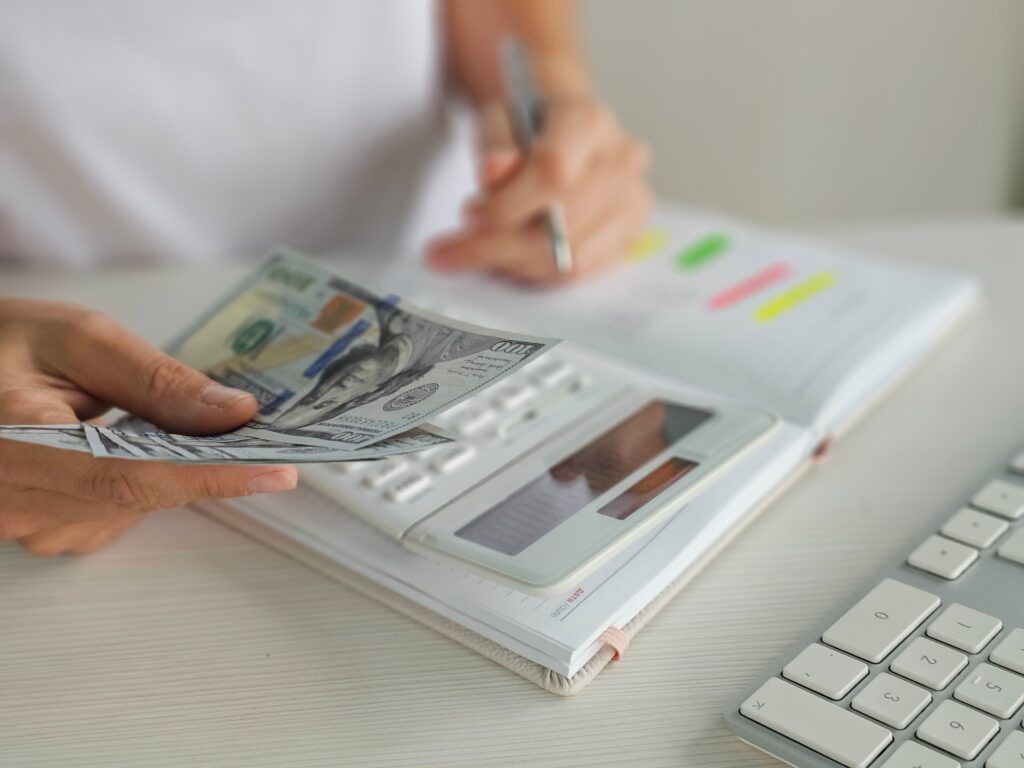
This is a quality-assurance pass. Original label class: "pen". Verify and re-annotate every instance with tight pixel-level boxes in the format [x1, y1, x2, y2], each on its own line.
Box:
[500, 38, 574, 275]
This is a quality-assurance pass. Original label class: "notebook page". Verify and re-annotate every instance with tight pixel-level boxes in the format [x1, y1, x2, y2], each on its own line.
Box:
[207, 420, 810, 676]
[393, 206, 975, 432]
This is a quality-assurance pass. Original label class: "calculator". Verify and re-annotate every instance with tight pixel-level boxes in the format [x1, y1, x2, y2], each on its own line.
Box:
[726, 453, 1024, 768]
[299, 347, 777, 593]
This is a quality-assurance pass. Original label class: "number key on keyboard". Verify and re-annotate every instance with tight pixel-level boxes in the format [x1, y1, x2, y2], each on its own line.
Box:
[822, 579, 940, 663]
[917, 699, 999, 760]
[927, 603, 1003, 653]
[940, 507, 1009, 549]
[879, 740, 960, 768]
[891, 637, 968, 690]
[851, 672, 931, 729]
[740, 677, 892, 768]
[782, 643, 868, 699]
[973, 479, 1024, 520]
[991, 629, 1024, 675]
[908, 535, 978, 580]
[987, 730, 1024, 768]
[998, 529, 1024, 567]
[953, 662, 1024, 719]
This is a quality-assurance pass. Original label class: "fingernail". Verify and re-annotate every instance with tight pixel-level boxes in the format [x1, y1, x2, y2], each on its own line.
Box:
[249, 469, 298, 494]
[200, 383, 254, 409]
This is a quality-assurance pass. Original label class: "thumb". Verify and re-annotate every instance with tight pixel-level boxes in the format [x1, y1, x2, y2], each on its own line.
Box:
[44, 314, 257, 435]
[475, 100, 521, 189]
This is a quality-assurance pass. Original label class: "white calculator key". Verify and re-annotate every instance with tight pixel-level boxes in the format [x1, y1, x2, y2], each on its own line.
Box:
[998, 529, 1024, 566]
[493, 384, 536, 411]
[927, 604, 1003, 653]
[851, 672, 931, 729]
[953, 662, 1024, 719]
[430, 445, 476, 473]
[740, 677, 892, 768]
[916, 699, 999, 760]
[1011, 452, 1024, 476]
[328, 460, 370, 474]
[908, 535, 978, 580]
[361, 460, 407, 489]
[532, 359, 573, 387]
[782, 643, 868, 700]
[987, 730, 1024, 768]
[383, 473, 431, 503]
[891, 637, 968, 690]
[822, 579, 940, 664]
[940, 508, 1009, 549]
[451, 407, 495, 436]
[972, 479, 1024, 520]
[878, 739, 960, 768]
[991, 628, 1024, 675]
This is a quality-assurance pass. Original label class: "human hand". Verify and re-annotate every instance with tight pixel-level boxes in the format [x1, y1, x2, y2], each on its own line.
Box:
[426, 94, 652, 285]
[0, 299, 297, 555]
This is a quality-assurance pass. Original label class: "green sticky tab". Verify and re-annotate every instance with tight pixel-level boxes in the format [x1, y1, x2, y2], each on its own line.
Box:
[676, 233, 729, 270]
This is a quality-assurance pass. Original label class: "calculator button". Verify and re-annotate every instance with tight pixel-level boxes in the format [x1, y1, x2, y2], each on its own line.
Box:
[998, 529, 1024, 566]
[991, 629, 1024, 675]
[430, 445, 476, 473]
[822, 579, 940, 664]
[383, 473, 431, 503]
[917, 699, 999, 760]
[878, 740, 960, 768]
[1011, 452, 1024, 476]
[361, 460, 407, 489]
[908, 535, 978, 580]
[987, 730, 1024, 768]
[941, 508, 1009, 549]
[891, 637, 968, 690]
[451, 407, 495, 436]
[953, 662, 1024, 719]
[493, 384, 536, 411]
[852, 672, 931, 729]
[928, 604, 1003, 653]
[328, 460, 371, 474]
[782, 643, 868, 700]
[973, 480, 1024, 520]
[532, 359, 573, 387]
[740, 677, 892, 768]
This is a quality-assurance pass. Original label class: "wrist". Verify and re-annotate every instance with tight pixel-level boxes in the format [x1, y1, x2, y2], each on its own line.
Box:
[531, 50, 592, 99]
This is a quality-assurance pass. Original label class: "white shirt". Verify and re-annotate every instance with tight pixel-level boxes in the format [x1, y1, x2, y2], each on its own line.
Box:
[0, 0, 474, 269]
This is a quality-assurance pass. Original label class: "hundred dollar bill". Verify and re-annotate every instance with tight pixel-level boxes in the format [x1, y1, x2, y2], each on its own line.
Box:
[172, 249, 558, 449]
[0, 424, 91, 453]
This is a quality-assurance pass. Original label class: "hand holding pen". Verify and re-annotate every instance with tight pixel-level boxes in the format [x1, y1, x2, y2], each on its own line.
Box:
[426, 41, 651, 285]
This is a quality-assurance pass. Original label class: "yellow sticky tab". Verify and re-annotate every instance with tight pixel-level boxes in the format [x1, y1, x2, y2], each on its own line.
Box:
[628, 229, 667, 260]
[753, 271, 836, 323]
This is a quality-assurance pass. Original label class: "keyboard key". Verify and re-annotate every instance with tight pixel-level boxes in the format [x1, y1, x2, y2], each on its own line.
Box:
[822, 579, 940, 663]
[941, 508, 1009, 549]
[493, 384, 536, 411]
[991, 629, 1024, 675]
[1011, 452, 1024, 476]
[361, 460, 407, 489]
[891, 637, 968, 690]
[852, 672, 931, 729]
[383, 473, 431, 503]
[429, 444, 476, 473]
[740, 677, 892, 768]
[917, 699, 999, 760]
[953, 662, 1024, 719]
[908, 535, 978, 580]
[998, 529, 1024, 566]
[782, 643, 868, 700]
[972, 479, 1024, 520]
[987, 730, 1024, 768]
[878, 740, 960, 768]
[928, 604, 1003, 653]
[327, 460, 372, 474]
[531, 359, 573, 387]
[450, 407, 495, 436]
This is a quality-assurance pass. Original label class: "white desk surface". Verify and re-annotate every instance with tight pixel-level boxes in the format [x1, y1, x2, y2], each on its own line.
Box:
[2, 218, 1023, 768]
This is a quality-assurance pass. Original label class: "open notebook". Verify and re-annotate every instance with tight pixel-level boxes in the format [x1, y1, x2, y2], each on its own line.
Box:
[202, 205, 978, 695]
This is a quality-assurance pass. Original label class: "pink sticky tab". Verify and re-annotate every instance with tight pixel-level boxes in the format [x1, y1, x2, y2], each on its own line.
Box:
[599, 626, 630, 662]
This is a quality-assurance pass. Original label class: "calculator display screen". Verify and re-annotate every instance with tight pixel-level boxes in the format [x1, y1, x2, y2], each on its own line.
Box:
[454, 401, 710, 556]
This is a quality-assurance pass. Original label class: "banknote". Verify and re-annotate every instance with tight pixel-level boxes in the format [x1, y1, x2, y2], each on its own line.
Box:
[172, 249, 558, 449]
[0, 424, 92, 453]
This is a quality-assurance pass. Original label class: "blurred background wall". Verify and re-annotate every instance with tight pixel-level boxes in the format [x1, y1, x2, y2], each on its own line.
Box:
[582, 0, 1024, 225]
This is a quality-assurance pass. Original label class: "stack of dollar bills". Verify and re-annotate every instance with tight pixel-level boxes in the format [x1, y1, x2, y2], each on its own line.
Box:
[0, 250, 558, 464]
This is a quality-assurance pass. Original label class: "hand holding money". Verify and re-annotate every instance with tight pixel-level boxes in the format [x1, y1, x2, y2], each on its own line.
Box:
[0, 298, 298, 553]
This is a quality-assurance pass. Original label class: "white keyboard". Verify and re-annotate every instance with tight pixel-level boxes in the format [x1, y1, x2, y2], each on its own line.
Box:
[726, 453, 1024, 768]
[299, 350, 627, 538]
